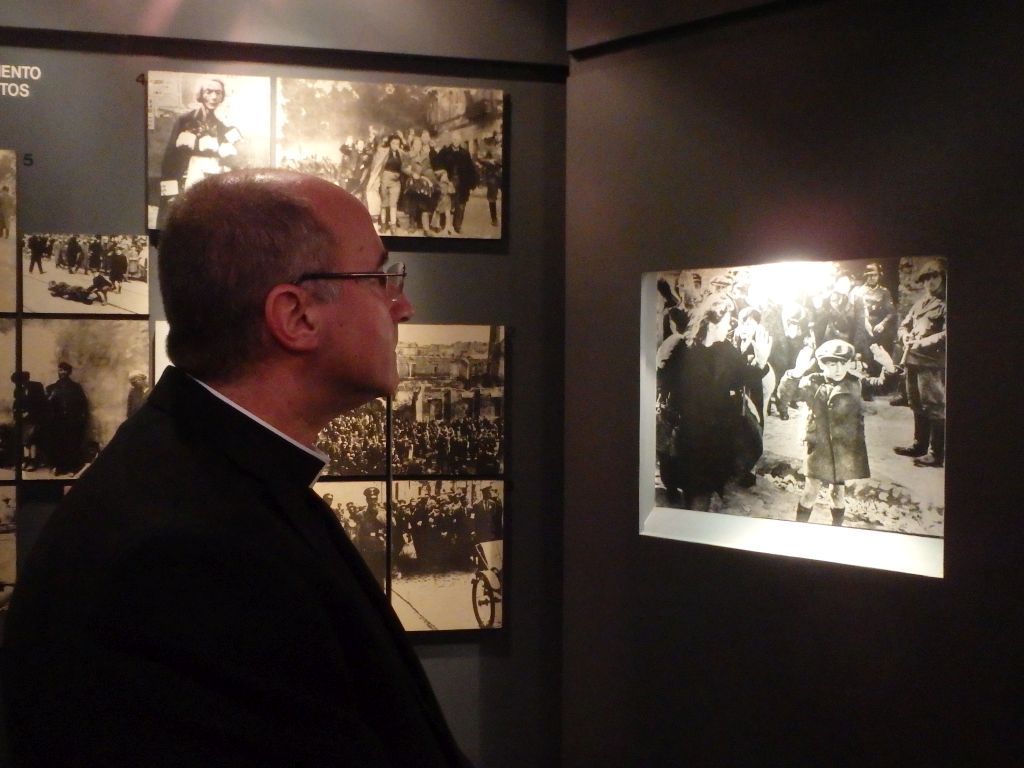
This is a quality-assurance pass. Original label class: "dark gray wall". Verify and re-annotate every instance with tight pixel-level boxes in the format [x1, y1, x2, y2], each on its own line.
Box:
[0, 0, 567, 67]
[567, 0, 768, 51]
[564, 0, 1023, 765]
[0, 35, 564, 768]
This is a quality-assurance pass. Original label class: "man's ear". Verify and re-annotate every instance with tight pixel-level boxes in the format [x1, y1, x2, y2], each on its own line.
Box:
[264, 284, 320, 353]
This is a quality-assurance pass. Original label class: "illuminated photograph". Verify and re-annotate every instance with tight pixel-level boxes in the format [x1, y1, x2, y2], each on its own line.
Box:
[650, 258, 946, 545]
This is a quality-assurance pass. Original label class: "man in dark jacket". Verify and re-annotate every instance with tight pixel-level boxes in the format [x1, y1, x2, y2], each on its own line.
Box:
[2, 169, 473, 767]
[437, 136, 479, 234]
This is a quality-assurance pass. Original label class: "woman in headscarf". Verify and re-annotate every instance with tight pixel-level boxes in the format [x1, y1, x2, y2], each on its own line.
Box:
[657, 294, 772, 511]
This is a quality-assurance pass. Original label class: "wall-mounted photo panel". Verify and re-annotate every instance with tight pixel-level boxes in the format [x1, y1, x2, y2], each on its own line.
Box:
[0, 149, 16, 312]
[391, 479, 503, 631]
[20, 233, 150, 315]
[147, 72, 272, 229]
[276, 78, 504, 239]
[312, 479, 387, 588]
[316, 399, 387, 477]
[0, 320, 15, 480]
[641, 257, 946, 577]
[393, 324, 505, 477]
[0, 484, 15, 611]
[20, 318, 149, 480]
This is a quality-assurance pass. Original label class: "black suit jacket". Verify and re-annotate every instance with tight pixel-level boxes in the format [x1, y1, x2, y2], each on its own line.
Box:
[2, 366, 472, 767]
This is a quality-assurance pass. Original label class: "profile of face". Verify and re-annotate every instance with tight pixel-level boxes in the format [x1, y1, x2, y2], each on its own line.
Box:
[305, 180, 414, 405]
[198, 80, 225, 111]
[819, 358, 850, 382]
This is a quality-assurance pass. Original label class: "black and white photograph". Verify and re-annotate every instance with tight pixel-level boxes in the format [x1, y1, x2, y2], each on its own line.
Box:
[391, 479, 504, 631]
[0, 484, 14, 611]
[315, 399, 387, 477]
[0, 149, 16, 312]
[19, 233, 150, 315]
[393, 324, 505, 477]
[276, 78, 504, 239]
[20, 318, 149, 480]
[649, 258, 946, 554]
[313, 480, 387, 588]
[0, 320, 15, 480]
[147, 71, 272, 229]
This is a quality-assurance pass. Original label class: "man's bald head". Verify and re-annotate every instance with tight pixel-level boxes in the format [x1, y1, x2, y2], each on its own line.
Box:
[159, 169, 362, 381]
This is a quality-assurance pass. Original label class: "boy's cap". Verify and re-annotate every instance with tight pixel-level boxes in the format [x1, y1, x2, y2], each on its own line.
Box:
[914, 258, 946, 283]
[814, 339, 855, 363]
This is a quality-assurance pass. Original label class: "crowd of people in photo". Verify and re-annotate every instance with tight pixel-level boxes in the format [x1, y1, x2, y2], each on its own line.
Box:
[656, 258, 947, 523]
[281, 125, 502, 236]
[317, 402, 388, 476]
[316, 405, 503, 477]
[3, 365, 150, 477]
[392, 416, 503, 476]
[392, 483, 503, 576]
[23, 233, 149, 306]
[320, 483, 503, 582]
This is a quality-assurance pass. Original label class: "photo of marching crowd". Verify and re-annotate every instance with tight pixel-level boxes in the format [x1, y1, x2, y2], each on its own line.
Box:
[313, 479, 504, 631]
[393, 324, 504, 476]
[654, 257, 946, 537]
[19, 233, 150, 315]
[147, 72, 272, 229]
[391, 479, 503, 631]
[13, 318, 149, 480]
[0, 149, 16, 312]
[277, 79, 503, 239]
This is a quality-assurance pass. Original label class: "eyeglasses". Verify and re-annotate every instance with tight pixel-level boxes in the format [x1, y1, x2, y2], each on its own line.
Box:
[295, 261, 407, 300]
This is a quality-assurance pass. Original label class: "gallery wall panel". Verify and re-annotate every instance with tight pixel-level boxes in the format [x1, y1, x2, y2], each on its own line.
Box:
[564, 0, 1023, 765]
[0, 36, 565, 768]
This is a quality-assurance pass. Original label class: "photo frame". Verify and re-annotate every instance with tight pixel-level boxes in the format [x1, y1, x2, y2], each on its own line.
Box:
[641, 258, 946, 577]
[277, 78, 504, 240]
